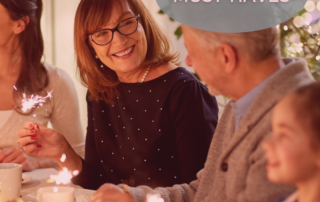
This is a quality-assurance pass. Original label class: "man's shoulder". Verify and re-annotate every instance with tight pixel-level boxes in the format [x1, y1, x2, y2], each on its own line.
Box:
[264, 58, 314, 96]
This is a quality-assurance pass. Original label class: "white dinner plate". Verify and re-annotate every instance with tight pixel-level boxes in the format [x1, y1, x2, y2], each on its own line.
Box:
[22, 173, 32, 184]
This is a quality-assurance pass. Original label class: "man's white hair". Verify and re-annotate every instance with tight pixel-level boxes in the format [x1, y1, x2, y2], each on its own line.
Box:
[189, 27, 280, 62]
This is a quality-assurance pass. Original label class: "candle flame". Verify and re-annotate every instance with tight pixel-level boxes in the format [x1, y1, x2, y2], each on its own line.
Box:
[147, 194, 164, 202]
[21, 91, 53, 112]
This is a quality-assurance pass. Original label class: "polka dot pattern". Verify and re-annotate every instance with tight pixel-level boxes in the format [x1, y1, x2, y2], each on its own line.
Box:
[81, 67, 218, 188]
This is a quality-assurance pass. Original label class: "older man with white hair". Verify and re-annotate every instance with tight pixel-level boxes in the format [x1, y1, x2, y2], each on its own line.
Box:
[88, 25, 314, 202]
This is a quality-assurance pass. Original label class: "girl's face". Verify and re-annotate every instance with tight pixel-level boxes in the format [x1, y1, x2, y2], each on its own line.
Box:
[263, 95, 320, 184]
[89, 3, 148, 76]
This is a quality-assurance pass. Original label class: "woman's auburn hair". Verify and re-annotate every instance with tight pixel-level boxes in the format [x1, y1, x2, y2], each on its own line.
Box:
[74, 0, 180, 105]
[0, 0, 48, 114]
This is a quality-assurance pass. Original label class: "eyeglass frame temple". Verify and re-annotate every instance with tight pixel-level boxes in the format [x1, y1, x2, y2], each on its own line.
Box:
[88, 14, 140, 46]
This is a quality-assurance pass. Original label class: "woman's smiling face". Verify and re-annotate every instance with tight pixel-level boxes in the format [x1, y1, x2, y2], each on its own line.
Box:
[89, 2, 148, 75]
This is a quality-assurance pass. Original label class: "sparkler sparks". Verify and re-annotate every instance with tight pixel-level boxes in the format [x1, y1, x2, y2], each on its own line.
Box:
[60, 153, 67, 162]
[73, 170, 79, 176]
[53, 187, 59, 193]
[21, 91, 53, 112]
[50, 167, 73, 185]
[47, 154, 79, 185]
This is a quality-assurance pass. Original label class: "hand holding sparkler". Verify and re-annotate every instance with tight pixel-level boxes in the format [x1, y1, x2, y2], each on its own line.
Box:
[17, 122, 65, 158]
[17, 122, 83, 172]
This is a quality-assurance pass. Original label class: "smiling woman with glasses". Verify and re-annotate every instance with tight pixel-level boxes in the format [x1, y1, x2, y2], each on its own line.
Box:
[17, 0, 219, 191]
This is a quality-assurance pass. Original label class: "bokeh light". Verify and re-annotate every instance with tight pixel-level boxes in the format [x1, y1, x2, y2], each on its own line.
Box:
[302, 13, 313, 25]
[305, 1, 316, 12]
[317, 1, 320, 11]
[293, 16, 305, 28]
[307, 38, 316, 48]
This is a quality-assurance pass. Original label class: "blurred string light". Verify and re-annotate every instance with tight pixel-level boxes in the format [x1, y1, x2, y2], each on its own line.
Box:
[293, 16, 305, 27]
[281, 0, 320, 80]
[289, 43, 303, 53]
[302, 13, 313, 25]
[317, 1, 320, 11]
[305, 1, 316, 12]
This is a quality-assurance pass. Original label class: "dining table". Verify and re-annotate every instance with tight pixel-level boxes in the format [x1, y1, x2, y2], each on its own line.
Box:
[20, 168, 95, 202]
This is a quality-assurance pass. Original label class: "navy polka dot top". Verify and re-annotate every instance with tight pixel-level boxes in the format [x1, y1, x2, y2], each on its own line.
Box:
[72, 67, 219, 189]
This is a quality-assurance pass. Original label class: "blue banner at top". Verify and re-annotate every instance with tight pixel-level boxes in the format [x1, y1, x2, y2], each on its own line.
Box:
[156, 0, 307, 33]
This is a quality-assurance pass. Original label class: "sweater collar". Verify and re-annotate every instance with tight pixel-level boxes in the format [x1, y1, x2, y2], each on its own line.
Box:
[221, 57, 314, 160]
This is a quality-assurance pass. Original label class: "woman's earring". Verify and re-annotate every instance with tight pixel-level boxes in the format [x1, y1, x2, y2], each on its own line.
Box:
[101, 64, 104, 68]
[95, 55, 99, 59]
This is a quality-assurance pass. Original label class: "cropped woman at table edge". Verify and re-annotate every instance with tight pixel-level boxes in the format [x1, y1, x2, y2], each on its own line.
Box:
[17, 0, 219, 189]
[0, 0, 85, 171]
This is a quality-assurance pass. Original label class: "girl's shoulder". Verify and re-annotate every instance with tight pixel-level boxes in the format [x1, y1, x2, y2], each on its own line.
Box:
[43, 63, 78, 105]
[44, 63, 70, 81]
[44, 63, 75, 90]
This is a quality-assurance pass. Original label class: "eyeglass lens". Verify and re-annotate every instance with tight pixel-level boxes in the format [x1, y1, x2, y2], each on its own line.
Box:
[92, 17, 138, 45]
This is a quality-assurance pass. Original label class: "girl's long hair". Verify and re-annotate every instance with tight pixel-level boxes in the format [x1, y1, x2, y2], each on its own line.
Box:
[0, 0, 48, 114]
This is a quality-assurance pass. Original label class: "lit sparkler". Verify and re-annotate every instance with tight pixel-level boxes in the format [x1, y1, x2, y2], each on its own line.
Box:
[47, 154, 79, 185]
[50, 167, 73, 185]
[21, 91, 53, 112]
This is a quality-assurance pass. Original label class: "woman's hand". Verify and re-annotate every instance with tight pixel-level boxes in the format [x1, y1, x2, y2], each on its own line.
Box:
[17, 122, 66, 160]
[0, 146, 39, 171]
[90, 184, 135, 202]
[17, 121, 83, 172]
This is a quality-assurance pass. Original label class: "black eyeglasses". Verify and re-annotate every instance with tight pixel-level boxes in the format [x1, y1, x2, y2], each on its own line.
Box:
[89, 14, 140, 46]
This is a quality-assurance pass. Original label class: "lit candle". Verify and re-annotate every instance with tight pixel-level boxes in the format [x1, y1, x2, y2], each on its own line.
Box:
[37, 186, 75, 202]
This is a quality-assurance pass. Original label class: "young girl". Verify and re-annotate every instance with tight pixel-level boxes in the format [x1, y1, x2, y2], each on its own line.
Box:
[263, 82, 320, 202]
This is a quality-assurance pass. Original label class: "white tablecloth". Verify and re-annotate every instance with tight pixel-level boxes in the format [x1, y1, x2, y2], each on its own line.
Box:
[21, 168, 82, 202]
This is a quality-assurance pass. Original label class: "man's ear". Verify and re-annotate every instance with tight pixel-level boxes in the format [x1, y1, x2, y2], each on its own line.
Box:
[219, 43, 237, 74]
[13, 16, 29, 34]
